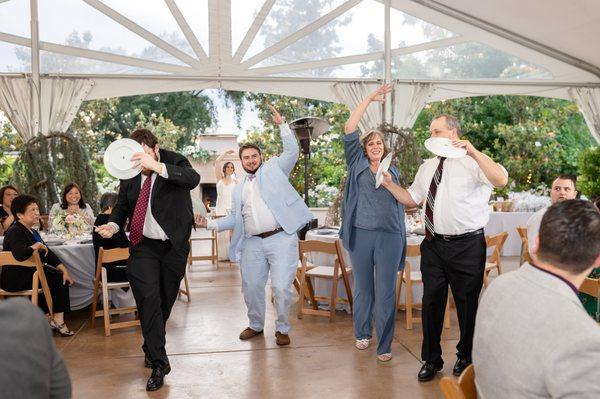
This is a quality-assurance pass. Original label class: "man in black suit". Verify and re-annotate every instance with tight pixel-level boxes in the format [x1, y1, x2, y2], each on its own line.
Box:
[96, 128, 200, 391]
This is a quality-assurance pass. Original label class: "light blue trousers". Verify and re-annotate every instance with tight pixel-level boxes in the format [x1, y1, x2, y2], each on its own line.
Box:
[348, 228, 404, 355]
[240, 231, 298, 334]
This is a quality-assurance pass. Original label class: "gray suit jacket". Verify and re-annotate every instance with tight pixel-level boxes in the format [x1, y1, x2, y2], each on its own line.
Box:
[473, 263, 600, 398]
[0, 298, 71, 398]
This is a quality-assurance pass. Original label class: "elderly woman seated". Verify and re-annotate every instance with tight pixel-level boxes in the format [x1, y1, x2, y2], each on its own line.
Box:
[0, 194, 76, 336]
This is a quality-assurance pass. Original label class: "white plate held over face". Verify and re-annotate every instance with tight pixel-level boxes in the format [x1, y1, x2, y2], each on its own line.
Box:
[375, 152, 393, 189]
[103, 138, 144, 180]
[424, 137, 467, 158]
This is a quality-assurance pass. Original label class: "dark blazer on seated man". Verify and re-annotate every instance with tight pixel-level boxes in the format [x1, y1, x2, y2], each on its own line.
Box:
[0, 298, 71, 399]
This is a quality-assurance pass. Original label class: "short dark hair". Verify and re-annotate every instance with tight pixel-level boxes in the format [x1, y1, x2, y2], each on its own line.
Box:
[361, 130, 389, 160]
[60, 182, 86, 210]
[239, 144, 262, 159]
[99, 192, 118, 212]
[0, 185, 19, 204]
[537, 199, 600, 274]
[11, 194, 38, 219]
[434, 114, 462, 136]
[130, 128, 159, 148]
[553, 174, 577, 188]
[222, 161, 235, 175]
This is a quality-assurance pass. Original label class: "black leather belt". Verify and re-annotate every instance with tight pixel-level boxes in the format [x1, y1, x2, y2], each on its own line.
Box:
[254, 227, 284, 239]
[434, 228, 484, 241]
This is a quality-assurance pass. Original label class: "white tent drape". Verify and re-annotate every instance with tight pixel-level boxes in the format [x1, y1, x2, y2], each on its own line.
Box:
[333, 82, 381, 135]
[0, 76, 33, 140]
[569, 87, 600, 144]
[0, 77, 94, 141]
[41, 78, 95, 135]
[393, 83, 435, 128]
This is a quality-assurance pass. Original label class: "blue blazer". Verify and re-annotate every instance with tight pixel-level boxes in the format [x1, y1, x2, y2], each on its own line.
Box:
[339, 130, 406, 269]
[216, 125, 314, 262]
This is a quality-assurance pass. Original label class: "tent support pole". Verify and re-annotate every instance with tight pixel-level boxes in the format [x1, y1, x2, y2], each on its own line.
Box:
[384, 0, 392, 124]
[30, 0, 41, 136]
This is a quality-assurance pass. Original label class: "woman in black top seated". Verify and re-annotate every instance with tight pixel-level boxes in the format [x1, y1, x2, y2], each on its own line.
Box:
[93, 192, 130, 283]
[0, 185, 19, 235]
[0, 195, 75, 336]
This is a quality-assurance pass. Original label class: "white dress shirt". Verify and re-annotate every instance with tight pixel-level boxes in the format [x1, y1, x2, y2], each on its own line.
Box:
[109, 164, 169, 240]
[408, 155, 507, 235]
[240, 176, 280, 236]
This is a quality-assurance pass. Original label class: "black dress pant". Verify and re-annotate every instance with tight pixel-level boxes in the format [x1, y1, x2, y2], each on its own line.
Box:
[0, 266, 71, 314]
[126, 237, 188, 368]
[420, 232, 486, 364]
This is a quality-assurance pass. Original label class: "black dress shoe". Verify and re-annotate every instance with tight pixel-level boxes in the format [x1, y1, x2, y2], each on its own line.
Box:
[453, 358, 471, 376]
[146, 364, 171, 391]
[418, 362, 443, 382]
[144, 355, 152, 368]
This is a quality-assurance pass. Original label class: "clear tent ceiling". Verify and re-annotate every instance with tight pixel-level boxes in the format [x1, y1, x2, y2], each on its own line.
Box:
[0, 0, 573, 81]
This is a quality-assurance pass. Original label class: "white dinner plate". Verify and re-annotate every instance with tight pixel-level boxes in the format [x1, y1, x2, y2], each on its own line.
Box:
[375, 152, 393, 189]
[424, 137, 467, 158]
[103, 138, 144, 180]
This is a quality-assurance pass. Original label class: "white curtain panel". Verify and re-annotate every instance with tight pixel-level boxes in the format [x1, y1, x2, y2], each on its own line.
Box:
[569, 87, 600, 144]
[393, 83, 435, 128]
[333, 81, 382, 135]
[41, 78, 95, 135]
[0, 76, 34, 140]
[0, 77, 94, 141]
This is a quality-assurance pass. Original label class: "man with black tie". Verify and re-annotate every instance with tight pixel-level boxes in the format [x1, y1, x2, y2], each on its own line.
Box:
[381, 114, 508, 381]
[96, 128, 200, 391]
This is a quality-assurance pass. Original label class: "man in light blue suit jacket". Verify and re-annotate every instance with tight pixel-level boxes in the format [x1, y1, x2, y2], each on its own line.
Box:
[200, 105, 313, 345]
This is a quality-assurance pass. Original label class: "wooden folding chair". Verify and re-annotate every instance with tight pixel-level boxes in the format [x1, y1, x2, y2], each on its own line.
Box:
[90, 247, 140, 336]
[0, 251, 53, 316]
[188, 230, 219, 268]
[178, 272, 191, 302]
[483, 232, 508, 288]
[440, 364, 477, 399]
[516, 226, 533, 265]
[396, 244, 450, 330]
[297, 240, 352, 322]
[580, 277, 600, 322]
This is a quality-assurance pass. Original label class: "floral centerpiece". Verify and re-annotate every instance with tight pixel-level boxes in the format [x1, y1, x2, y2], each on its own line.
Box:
[50, 212, 90, 240]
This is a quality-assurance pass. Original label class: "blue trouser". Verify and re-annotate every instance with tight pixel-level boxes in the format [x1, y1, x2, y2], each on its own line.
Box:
[349, 227, 404, 355]
[239, 231, 298, 334]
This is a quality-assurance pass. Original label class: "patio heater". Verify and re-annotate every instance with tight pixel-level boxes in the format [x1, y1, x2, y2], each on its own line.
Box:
[289, 117, 330, 239]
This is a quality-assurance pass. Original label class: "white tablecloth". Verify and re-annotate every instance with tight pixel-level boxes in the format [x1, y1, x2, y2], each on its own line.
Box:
[49, 242, 96, 311]
[304, 230, 425, 310]
[484, 212, 534, 256]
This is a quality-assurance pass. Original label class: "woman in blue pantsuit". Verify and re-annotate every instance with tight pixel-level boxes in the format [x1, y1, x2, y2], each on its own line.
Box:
[340, 84, 406, 361]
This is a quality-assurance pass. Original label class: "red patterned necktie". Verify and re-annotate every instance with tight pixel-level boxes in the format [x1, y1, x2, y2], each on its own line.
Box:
[424, 157, 446, 241]
[129, 175, 153, 246]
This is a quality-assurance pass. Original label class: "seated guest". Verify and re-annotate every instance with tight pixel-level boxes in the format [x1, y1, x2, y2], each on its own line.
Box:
[0, 298, 71, 398]
[0, 194, 76, 336]
[525, 175, 577, 253]
[92, 192, 133, 307]
[0, 185, 19, 235]
[48, 182, 95, 231]
[581, 198, 600, 317]
[473, 200, 600, 398]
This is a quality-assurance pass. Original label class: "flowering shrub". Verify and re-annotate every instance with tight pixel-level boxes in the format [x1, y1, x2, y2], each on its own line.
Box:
[308, 183, 339, 208]
[181, 145, 216, 163]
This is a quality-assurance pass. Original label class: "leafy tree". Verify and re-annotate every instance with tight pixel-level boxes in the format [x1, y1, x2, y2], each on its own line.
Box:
[577, 146, 600, 200]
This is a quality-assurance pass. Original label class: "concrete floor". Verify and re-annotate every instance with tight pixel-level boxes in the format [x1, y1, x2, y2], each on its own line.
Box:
[56, 236, 520, 399]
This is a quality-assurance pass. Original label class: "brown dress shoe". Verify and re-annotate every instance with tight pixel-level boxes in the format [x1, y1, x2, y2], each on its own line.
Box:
[275, 331, 290, 346]
[239, 327, 263, 340]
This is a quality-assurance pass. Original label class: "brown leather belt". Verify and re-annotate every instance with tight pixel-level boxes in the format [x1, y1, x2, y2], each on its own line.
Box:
[254, 227, 284, 239]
